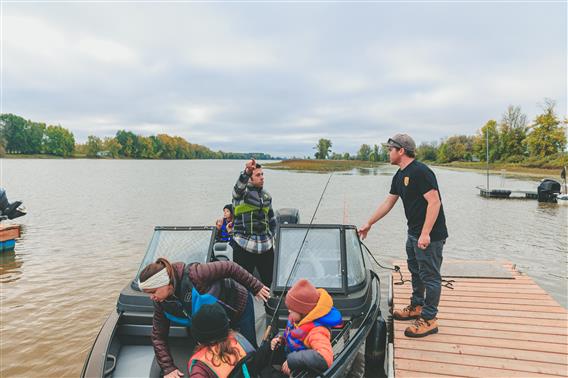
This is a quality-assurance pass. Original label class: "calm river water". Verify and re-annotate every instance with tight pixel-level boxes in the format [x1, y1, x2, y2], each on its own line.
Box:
[1, 159, 566, 377]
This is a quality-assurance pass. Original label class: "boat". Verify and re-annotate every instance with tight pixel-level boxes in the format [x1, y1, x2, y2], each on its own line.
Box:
[82, 218, 388, 377]
[0, 188, 26, 252]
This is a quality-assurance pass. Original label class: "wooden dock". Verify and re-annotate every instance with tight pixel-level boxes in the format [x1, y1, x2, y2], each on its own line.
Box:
[391, 260, 568, 377]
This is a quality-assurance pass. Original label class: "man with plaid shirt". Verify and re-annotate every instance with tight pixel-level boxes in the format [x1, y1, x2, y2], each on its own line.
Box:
[231, 159, 277, 286]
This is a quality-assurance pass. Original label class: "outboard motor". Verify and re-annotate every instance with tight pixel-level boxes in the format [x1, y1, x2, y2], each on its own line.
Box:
[275, 208, 300, 224]
[0, 188, 26, 220]
[537, 179, 561, 203]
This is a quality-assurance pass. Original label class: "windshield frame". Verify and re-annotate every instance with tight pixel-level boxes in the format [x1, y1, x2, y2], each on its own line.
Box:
[132, 226, 217, 289]
[273, 224, 367, 295]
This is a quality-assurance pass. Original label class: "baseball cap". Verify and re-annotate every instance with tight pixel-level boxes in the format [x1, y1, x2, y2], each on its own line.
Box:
[383, 133, 416, 152]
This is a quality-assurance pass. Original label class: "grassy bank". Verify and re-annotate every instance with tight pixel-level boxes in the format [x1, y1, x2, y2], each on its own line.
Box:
[264, 159, 565, 179]
[1, 153, 83, 159]
[431, 161, 564, 179]
[264, 159, 386, 172]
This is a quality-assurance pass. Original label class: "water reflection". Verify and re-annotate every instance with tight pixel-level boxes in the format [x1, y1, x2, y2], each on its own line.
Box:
[536, 202, 562, 215]
[0, 250, 24, 283]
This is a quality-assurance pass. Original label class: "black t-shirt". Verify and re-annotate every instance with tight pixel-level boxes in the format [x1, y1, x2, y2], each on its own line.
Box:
[389, 160, 448, 241]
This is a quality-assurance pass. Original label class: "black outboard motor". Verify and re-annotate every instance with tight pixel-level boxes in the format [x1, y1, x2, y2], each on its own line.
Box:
[537, 179, 561, 203]
[275, 208, 300, 224]
[0, 188, 26, 220]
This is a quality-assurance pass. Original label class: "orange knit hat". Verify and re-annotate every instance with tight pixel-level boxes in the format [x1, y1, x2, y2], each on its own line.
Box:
[285, 279, 320, 315]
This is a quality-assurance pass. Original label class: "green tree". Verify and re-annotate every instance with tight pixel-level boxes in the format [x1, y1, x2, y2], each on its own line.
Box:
[86, 135, 103, 157]
[1, 114, 28, 153]
[473, 120, 500, 162]
[377, 145, 389, 162]
[25, 122, 45, 154]
[416, 142, 438, 161]
[103, 137, 121, 158]
[314, 138, 332, 159]
[499, 105, 528, 160]
[357, 144, 372, 160]
[137, 136, 156, 159]
[371, 144, 380, 162]
[438, 135, 474, 162]
[526, 100, 567, 158]
[115, 130, 138, 157]
[44, 125, 75, 157]
[343, 152, 351, 160]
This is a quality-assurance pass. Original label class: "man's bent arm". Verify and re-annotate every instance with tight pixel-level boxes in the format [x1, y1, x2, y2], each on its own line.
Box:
[420, 189, 441, 237]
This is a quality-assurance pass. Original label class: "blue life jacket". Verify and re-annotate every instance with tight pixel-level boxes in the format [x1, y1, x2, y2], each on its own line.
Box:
[284, 307, 342, 353]
[218, 219, 232, 242]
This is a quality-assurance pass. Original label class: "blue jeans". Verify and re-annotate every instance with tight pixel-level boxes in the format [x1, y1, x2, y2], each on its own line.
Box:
[405, 234, 445, 320]
[233, 292, 258, 348]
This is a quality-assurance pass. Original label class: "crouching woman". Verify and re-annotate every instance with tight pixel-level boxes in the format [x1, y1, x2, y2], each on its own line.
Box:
[139, 257, 270, 378]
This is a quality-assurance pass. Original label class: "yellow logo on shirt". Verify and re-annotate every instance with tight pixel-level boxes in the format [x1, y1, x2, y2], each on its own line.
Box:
[404, 176, 410, 186]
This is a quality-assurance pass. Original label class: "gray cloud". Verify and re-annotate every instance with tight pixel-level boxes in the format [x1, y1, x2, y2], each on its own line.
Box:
[3, 3, 566, 157]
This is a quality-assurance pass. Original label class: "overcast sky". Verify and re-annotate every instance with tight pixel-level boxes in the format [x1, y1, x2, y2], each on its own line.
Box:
[2, 2, 566, 157]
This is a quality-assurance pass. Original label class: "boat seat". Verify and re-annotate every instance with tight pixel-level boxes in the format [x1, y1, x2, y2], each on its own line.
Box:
[148, 337, 195, 378]
[111, 345, 155, 377]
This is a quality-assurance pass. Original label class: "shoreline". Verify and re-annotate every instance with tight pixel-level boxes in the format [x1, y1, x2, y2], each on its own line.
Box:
[264, 159, 564, 180]
[2, 155, 564, 180]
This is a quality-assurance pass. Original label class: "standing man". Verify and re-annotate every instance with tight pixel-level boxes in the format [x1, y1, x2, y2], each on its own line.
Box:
[358, 134, 448, 338]
[232, 159, 277, 287]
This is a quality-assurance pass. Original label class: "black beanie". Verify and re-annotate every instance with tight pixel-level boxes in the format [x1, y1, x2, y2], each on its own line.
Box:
[191, 303, 229, 344]
[223, 204, 233, 216]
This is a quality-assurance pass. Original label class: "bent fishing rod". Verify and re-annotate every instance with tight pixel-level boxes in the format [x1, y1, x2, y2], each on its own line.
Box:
[262, 173, 334, 341]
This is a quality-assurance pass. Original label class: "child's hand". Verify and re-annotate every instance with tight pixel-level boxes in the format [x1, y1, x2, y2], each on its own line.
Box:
[270, 336, 282, 350]
[281, 361, 291, 376]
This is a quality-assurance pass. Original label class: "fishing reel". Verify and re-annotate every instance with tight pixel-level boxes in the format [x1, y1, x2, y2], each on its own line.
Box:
[0, 188, 26, 221]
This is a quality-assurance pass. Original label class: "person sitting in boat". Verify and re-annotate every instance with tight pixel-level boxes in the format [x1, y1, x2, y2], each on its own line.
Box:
[139, 257, 270, 378]
[216, 204, 234, 243]
[269, 279, 341, 376]
[188, 302, 274, 378]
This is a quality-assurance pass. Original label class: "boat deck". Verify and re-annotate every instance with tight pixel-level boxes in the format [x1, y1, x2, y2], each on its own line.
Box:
[391, 260, 568, 377]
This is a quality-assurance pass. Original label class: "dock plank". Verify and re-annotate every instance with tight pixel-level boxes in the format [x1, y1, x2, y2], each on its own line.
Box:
[395, 349, 568, 376]
[395, 359, 562, 377]
[392, 260, 568, 378]
[396, 339, 568, 365]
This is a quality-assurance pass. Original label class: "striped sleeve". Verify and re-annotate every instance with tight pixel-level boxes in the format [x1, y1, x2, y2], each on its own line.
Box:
[233, 171, 250, 200]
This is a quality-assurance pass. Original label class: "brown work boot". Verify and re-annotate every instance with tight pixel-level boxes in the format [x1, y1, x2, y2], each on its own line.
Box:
[393, 304, 422, 320]
[404, 317, 438, 338]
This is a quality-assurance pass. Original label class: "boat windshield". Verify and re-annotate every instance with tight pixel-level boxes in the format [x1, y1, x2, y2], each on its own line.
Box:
[276, 227, 342, 289]
[135, 228, 213, 280]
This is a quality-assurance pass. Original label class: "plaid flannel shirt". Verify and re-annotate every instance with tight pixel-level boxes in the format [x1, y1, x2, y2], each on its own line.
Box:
[232, 171, 276, 254]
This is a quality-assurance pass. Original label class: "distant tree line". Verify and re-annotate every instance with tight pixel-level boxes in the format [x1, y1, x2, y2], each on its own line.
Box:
[0, 114, 275, 160]
[313, 100, 567, 168]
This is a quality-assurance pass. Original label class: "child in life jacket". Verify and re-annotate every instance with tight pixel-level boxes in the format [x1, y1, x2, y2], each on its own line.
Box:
[270, 279, 342, 376]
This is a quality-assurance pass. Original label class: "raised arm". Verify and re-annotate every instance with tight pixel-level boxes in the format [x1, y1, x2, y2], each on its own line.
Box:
[233, 159, 256, 200]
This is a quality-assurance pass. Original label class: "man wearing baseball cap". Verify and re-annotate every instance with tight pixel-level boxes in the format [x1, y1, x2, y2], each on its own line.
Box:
[358, 133, 448, 338]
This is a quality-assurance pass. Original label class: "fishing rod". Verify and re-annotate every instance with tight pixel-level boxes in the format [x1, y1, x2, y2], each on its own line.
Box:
[262, 172, 334, 342]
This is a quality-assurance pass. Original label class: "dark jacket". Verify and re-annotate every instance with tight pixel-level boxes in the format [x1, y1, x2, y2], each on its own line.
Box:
[151, 261, 265, 375]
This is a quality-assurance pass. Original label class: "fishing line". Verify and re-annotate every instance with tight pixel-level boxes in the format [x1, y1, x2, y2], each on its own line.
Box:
[263, 172, 334, 341]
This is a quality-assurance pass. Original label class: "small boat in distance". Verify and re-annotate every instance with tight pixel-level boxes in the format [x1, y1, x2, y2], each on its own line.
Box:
[0, 188, 26, 252]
